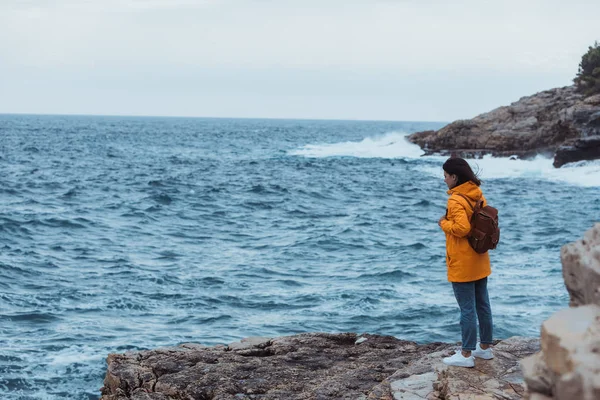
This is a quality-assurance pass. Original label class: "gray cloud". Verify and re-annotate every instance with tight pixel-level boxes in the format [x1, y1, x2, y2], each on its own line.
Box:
[0, 0, 597, 120]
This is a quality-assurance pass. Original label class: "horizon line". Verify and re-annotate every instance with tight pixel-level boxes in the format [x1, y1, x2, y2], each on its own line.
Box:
[0, 112, 449, 125]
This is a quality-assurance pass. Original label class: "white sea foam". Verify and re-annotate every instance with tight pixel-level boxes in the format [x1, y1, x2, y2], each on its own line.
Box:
[288, 132, 424, 159]
[291, 132, 600, 188]
[46, 345, 104, 366]
[420, 155, 600, 188]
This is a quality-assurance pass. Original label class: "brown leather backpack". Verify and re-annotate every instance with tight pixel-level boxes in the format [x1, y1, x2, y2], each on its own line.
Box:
[455, 193, 500, 254]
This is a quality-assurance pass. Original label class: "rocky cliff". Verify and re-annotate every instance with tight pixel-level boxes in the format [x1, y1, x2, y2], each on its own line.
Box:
[407, 87, 600, 167]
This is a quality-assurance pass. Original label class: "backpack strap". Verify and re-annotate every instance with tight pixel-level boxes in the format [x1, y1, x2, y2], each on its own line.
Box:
[454, 193, 474, 211]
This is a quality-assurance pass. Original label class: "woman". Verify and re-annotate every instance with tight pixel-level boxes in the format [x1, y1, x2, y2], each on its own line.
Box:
[438, 157, 494, 368]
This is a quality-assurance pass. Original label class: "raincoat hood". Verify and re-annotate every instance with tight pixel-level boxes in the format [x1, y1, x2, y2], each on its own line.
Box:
[447, 181, 482, 202]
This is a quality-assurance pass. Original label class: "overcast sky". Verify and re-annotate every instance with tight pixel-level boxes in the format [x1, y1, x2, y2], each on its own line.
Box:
[0, 0, 598, 121]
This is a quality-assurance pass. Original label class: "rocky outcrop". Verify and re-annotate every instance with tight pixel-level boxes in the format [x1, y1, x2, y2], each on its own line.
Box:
[553, 135, 600, 167]
[407, 88, 600, 167]
[100, 333, 450, 400]
[521, 223, 600, 399]
[100, 332, 539, 400]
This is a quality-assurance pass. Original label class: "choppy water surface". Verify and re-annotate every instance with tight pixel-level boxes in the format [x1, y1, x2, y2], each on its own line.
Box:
[1, 114, 599, 399]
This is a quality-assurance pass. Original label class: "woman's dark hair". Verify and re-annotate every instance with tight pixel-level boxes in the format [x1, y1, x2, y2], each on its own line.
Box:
[443, 157, 481, 186]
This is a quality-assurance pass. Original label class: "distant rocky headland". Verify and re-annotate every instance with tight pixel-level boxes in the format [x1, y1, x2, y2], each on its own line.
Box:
[407, 86, 600, 168]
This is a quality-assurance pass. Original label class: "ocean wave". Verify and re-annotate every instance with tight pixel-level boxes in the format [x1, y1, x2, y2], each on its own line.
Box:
[150, 193, 174, 205]
[0, 217, 33, 236]
[291, 132, 600, 187]
[355, 271, 415, 283]
[289, 132, 423, 159]
[1, 312, 61, 323]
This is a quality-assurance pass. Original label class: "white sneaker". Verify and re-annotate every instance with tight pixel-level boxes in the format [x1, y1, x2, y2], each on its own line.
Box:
[442, 351, 475, 367]
[472, 343, 494, 360]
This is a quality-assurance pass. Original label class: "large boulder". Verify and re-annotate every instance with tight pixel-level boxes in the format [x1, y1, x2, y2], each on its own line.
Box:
[407, 87, 600, 167]
[561, 222, 600, 307]
[522, 223, 600, 400]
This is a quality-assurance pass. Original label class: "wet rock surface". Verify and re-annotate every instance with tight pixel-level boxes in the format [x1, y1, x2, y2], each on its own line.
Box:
[407, 87, 600, 167]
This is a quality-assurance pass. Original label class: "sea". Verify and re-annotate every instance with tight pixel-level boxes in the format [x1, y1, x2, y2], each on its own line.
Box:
[1, 114, 599, 399]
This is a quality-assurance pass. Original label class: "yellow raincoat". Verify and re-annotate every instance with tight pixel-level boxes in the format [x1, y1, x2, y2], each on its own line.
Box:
[440, 181, 491, 282]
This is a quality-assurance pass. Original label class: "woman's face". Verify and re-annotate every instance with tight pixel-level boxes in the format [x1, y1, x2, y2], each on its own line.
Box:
[444, 170, 457, 189]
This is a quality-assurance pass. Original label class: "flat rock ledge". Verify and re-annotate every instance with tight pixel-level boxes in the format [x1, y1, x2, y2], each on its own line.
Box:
[99, 333, 538, 400]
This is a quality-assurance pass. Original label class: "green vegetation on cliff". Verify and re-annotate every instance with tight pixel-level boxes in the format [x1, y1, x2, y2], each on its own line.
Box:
[575, 41, 600, 96]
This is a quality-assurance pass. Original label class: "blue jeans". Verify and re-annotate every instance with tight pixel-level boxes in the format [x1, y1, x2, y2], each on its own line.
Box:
[451, 277, 493, 351]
